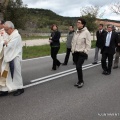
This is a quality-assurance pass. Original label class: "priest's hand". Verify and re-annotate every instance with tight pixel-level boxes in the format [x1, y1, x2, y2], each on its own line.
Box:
[3, 40, 8, 46]
[118, 43, 120, 46]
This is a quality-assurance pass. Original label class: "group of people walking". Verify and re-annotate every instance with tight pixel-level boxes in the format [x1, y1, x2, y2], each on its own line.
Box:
[49, 18, 91, 88]
[0, 17, 120, 97]
[92, 24, 120, 75]
[49, 18, 120, 88]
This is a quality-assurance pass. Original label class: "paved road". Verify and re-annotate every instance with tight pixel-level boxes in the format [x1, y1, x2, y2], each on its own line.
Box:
[0, 49, 120, 120]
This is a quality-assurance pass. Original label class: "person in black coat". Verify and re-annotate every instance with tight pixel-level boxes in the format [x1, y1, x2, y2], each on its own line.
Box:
[113, 32, 120, 69]
[92, 24, 107, 64]
[101, 24, 120, 75]
[49, 24, 61, 70]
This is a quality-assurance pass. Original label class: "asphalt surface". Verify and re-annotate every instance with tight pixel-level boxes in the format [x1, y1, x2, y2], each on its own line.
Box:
[0, 49, 120, 120]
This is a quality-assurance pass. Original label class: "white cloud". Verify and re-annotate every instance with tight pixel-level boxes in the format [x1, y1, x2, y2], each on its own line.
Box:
[22, 0, 120, 20]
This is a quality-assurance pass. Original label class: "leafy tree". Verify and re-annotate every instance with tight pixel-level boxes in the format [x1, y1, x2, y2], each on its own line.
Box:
[82, 13, 97, 32]
[4, 0, 29, 29]
[0, 0, 9, 19]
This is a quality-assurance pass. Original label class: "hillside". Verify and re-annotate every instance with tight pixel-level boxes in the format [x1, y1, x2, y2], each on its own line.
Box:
[25, 8, 78, 33]
[24, 8, 120, 33]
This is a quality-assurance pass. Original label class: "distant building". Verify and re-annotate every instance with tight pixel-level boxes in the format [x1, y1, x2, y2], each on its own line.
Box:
[96, 19, 120, 31]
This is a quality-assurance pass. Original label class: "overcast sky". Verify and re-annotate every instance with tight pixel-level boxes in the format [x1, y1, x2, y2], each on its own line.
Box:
[23, 0, 120, 20]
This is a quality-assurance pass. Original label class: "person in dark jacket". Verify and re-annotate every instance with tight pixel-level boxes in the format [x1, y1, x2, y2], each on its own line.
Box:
[101, 24, 119, 75]
[49, 24, 61, 70]
[92, 24, 107, 64]
[113, 32, 120, 69]
[62, 25, 75, 65]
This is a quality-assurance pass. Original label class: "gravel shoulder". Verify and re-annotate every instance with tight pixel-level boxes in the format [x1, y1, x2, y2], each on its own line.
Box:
[22, 37, 67, 46]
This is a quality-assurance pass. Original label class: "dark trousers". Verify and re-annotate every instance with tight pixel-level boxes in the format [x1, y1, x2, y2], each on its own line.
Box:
[93, 47, 100, 62]
[64, 48, 74, 64]
[113, 51, 120, 67]
[73, 52, 88, 83]
[101, 52, 114, 73]
[51, 47, 61, 69]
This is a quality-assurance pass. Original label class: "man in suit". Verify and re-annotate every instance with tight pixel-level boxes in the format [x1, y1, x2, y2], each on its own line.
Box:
[101, 24, 120, 75]
[113, 32, 120, 69]
[92, 24, 107, 64]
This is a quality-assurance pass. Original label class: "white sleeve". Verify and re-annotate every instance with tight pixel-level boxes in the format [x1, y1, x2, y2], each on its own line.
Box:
[4, 36, 22, 62]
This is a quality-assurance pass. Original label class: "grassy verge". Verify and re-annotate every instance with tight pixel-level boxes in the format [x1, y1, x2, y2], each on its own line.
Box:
[23, 41, 96, 59]
[22, 36, 49, 40]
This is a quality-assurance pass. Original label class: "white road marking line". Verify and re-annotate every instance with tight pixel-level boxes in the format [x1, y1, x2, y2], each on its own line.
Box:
[24, 71, 76, 88]
[24, 62, 101, 88]
[31, 62, 101, 83]
[31, 68, 75, 82]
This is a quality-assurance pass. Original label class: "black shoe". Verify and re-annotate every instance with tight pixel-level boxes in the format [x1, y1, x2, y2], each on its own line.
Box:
[57, 63, 61, 67]
[74, 83, 79, 87]
[51, 68, 56, 71]
[0, 91, 8, 96]
[92, 62, 98, 64]
[113, 66, 118, 69]
[62, 63, 67, 66]
[102, 71, 108, 75]
[13, 89, 24, 96]
[105, 72, 111, 75]
[77, 82, 84, 88]
[92, 62, 98, 65]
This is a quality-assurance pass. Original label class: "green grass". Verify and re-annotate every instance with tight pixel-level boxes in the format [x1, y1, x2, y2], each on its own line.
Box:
[22, 36, 49, 40]
[23, 41, 96, 59]
[91, 40, 96, 48]
[23, 42, 66, 59]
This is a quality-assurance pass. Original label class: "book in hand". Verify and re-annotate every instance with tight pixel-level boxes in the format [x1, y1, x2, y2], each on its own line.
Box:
[0, 70, 8, 78]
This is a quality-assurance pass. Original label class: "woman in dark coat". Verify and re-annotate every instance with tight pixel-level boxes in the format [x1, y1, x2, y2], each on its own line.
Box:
[49, 24, 61, 70]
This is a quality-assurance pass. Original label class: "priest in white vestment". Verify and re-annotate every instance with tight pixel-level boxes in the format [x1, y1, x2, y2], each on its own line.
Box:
[0, 20, 8, 55]
[0, 20, 8, 89]
[0, 21, 24, 96]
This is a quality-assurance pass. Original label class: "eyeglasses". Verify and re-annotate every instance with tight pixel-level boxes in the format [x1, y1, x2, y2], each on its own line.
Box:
[107, 27, 112, 28]
[77, 21, 82, 24]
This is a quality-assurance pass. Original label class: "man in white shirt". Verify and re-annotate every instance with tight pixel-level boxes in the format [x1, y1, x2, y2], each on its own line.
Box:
[101, 24, 119, 75]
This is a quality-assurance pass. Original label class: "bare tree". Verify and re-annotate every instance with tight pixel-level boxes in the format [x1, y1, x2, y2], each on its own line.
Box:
[111, 2, 120, 15]
[80, 5, 105, 40]
[80, 5, 105, 18]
